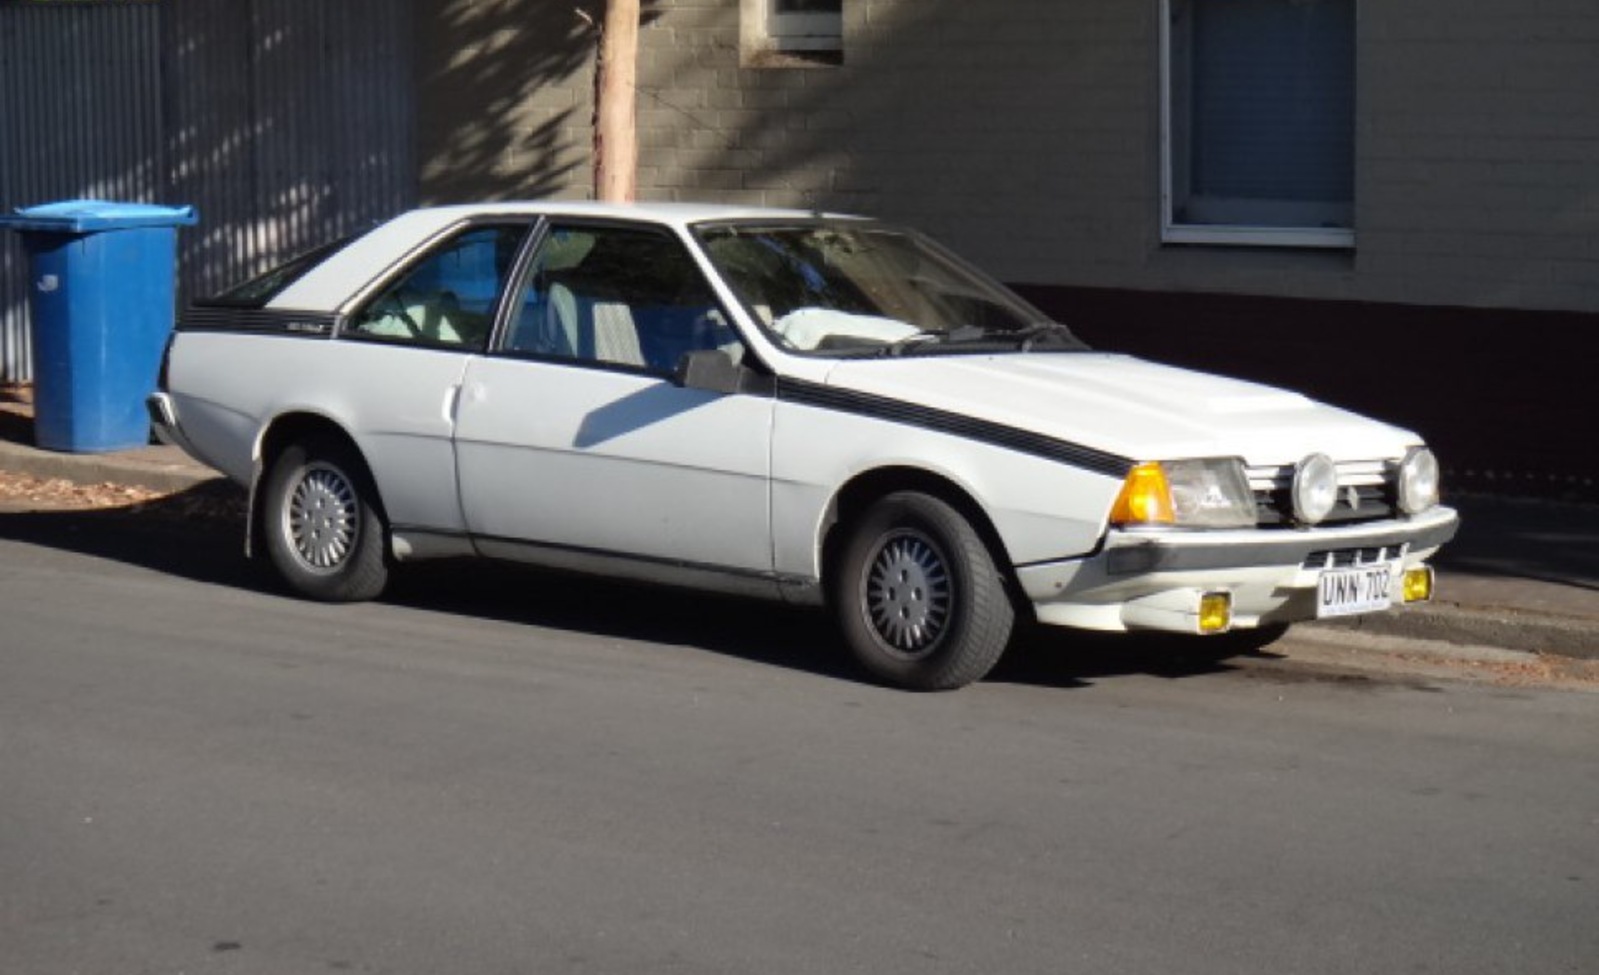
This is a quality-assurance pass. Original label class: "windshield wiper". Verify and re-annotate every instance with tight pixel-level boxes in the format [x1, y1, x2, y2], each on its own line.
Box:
[1011, 322, 1080, 350]
[879, 330, 943, 357]
[875, 323, 1081, 358]
[879, 324, 990, 357]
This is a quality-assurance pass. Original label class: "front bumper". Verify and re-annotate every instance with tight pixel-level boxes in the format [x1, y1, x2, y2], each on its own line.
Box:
[1017, 506, 1460, 633]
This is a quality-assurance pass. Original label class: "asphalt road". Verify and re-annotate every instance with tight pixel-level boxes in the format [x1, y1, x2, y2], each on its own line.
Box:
[2, 509, 1596, 975]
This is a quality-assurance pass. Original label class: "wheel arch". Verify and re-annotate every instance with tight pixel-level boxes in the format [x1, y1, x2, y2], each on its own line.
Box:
[818, 465, 1028, 619]
[247, 411, 387, 559]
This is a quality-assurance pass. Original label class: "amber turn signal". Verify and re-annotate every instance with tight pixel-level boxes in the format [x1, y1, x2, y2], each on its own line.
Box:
[1110, 462, 1176, 526]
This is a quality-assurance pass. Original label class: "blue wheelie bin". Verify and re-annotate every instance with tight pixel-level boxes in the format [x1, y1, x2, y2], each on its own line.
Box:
[0, 200, 198, 452]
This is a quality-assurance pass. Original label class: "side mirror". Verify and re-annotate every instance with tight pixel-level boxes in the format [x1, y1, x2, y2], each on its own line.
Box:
[671, 349, 743, 394]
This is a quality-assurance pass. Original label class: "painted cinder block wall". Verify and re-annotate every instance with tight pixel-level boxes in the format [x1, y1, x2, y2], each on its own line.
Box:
[417, 0, 1599, 496]
[418, 0, 1599, 314]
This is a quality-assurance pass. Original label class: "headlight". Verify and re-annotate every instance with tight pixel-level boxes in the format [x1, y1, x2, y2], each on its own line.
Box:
[1291, 453, 1339, 525]
[1111, 458, 1256, 528]
[1397, 446, 1440, 515]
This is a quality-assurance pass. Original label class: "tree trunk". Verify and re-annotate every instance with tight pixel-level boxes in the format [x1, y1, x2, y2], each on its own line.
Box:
[594, 0, 639, 202]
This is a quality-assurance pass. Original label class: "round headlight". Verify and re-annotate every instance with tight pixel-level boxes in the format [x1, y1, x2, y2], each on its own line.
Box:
[1291, 453, 1339, 525]
[1398, 447, 1440, 515]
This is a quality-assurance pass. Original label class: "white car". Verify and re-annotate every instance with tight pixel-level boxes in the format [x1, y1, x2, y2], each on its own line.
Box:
[150, 202, 1458, 689]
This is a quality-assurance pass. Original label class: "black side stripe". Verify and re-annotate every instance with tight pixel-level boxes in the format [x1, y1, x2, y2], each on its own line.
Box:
[775, 377, 1135, 479]
[180, 306, 338, 337]
[404, 525, 814, 589]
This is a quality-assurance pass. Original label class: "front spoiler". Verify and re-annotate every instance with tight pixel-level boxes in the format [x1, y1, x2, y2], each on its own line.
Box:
[1017, 506, 1460, 633]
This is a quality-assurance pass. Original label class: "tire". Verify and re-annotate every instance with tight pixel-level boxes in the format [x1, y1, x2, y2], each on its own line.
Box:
[261, 435, 389, 602]
[832, 491, 1015, 690]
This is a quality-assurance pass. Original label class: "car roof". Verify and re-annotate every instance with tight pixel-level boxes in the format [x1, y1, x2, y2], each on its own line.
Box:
[269, 200, 864, 312]
[404, 200, 853, 230]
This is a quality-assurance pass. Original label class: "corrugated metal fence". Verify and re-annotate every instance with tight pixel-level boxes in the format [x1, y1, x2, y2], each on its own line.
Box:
[0, 0, 416, 382]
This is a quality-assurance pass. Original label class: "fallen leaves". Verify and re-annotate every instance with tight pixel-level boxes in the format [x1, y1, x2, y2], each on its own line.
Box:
[0, 468, 246, 523]
[0, 471, 166, 508]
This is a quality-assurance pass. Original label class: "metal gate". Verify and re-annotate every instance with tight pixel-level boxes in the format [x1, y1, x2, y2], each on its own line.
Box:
[0, 0, 416, 382]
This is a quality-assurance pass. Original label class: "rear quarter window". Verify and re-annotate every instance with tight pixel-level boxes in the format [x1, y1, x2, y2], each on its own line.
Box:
[196, 237, 353, 309]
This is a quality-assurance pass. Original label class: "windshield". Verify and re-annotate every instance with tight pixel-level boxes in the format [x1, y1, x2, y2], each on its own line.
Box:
[693, 221, 1087, 357]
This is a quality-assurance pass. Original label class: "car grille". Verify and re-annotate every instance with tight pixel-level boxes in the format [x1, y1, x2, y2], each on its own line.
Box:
[1301, 544, 1406, 572]
[1247, 459, 1398, 528]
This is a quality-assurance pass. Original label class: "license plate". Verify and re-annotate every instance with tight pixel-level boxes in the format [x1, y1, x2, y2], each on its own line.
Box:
[1316, 563, 1395, 618]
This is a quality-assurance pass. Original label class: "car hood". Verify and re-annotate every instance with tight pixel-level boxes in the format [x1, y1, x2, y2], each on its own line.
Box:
[818, 352, 1422, 467]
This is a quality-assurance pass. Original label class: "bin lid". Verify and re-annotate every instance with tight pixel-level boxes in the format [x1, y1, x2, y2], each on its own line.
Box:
[0, 199, 198, 233]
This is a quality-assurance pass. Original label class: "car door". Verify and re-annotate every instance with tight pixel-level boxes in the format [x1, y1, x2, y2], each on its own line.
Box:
[452, 220, 776, 588]
[336, 221, 532, 535]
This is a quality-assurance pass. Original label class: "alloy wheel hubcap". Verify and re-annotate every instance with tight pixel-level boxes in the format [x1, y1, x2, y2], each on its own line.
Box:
[864, 529, 952, 657]
[287, 463, 358, 571]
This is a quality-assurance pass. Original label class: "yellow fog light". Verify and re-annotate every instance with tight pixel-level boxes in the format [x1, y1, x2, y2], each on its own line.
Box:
[1402, 566, 1435, 604]
[1198, 591, 1233, 634]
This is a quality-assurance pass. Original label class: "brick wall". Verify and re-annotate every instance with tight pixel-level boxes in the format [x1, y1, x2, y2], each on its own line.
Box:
[1354, 2, 1599, 313]
[418, 0, 1599, 315]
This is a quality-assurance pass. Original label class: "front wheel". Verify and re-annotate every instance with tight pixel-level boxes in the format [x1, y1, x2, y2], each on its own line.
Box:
[832, 492, 1015, 690]
[261, 436, 389, 602]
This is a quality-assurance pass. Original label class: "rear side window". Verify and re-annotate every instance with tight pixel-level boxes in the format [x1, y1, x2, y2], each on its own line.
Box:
[200, 237, 353, 309]
[345, 225, 529, 351]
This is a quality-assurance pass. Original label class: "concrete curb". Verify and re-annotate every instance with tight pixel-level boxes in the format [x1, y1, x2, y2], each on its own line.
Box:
[1306, 602, 1599, 661]
[0, 439, 225, 495]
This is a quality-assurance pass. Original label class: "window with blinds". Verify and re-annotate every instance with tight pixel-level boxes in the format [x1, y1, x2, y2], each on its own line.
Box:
[1163, 0, 1356, 248]
[741, 0, 841, 66]
[768, 0, 841, 52]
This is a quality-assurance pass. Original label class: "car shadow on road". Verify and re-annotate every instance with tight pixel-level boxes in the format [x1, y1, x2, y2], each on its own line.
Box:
[381, 559, 1261, 691]
[992, 625, 1262, 688]
[0, 488, 1256, 691]
[0, 485, 259, 588]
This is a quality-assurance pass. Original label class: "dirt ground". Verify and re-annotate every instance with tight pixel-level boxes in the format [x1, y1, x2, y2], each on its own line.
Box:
[0, 467, 246, 523]
[0, 471, 169, 509]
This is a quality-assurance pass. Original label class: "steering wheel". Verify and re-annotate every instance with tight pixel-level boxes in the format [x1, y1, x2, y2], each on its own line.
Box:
[370, 290, 423, 338]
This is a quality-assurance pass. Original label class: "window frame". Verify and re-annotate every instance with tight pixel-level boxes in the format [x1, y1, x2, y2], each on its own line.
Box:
[767, 0, 841, 51]
[740, 0, 841, 61]
[1159, 0, 1357, 250]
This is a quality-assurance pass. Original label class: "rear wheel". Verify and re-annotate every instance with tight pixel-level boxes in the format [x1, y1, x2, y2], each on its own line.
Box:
[832, 492, 1014, 690]
[261, 436, 389, 602]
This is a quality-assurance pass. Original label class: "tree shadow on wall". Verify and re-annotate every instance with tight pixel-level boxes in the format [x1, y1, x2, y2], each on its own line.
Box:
[417, 1, 665, 203]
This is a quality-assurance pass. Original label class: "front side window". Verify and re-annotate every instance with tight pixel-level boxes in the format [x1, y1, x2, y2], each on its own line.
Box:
[347, 225, 528, 349]
[501, 224, 742, 373]
[1163, 0, 1355, 248]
